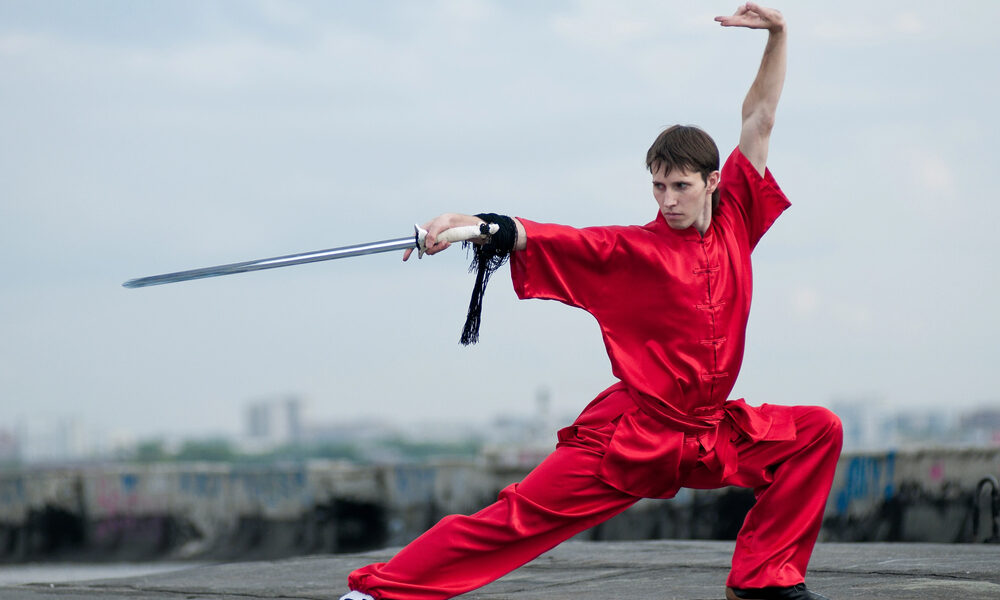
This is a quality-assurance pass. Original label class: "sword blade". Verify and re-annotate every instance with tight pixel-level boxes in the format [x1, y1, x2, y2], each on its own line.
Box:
[123, 235, 416, 289]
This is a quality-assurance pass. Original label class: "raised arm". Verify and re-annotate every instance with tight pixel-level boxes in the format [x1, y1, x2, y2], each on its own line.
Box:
[716, 3, 787, 176]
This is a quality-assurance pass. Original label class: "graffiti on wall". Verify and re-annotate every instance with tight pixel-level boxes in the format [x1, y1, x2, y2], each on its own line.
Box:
[833, 452, 896, 515]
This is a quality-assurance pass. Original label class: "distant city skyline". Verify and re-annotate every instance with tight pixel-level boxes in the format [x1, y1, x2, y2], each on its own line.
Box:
[2, 1, 999, 441]
[4, 390, 998, 465]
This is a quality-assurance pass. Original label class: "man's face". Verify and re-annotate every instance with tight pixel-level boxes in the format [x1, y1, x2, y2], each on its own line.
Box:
[651, 165, 719, 234]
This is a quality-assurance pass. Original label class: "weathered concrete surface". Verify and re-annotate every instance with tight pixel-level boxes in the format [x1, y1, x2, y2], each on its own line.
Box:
[1, 540, 998, 599]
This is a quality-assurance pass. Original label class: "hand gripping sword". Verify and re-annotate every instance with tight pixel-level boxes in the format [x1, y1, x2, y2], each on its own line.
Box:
[122, 223, 499, 289]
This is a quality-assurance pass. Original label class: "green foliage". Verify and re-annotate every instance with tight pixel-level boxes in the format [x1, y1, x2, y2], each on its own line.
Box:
[174, 439, 238, 462]
[242, 442, 362, 463]
[381, 437, 482, 461]
[134, 440, 169, 463]
[123, 435, 481, 465]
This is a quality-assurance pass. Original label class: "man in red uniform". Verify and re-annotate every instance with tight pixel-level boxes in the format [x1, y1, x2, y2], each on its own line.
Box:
[341, 4, 842, 600]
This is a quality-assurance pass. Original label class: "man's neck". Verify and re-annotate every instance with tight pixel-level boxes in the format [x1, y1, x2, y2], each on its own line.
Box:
[693, 211, 712, 236]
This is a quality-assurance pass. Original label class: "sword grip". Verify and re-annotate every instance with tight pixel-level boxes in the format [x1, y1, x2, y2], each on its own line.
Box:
[415, 223, 500, 258]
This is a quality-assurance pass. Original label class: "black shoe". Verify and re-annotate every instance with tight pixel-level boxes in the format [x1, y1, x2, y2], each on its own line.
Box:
[725, 583, 831, 600]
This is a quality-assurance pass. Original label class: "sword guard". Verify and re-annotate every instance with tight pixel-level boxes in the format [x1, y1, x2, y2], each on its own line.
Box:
[414, 222, 500, 258]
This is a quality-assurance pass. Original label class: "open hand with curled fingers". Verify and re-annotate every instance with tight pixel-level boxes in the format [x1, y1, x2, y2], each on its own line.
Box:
[715, 2, 785, 32]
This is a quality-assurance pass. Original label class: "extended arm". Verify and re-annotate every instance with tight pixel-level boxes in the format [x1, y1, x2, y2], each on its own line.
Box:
[402, 213, 527, 261]
[716, 3, 787, 176]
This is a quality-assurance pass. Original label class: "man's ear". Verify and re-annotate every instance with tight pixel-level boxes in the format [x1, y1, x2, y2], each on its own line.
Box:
[707, 170, 721, 193]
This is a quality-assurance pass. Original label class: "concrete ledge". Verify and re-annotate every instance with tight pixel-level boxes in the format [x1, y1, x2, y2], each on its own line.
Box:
[2, 540, 998, 599]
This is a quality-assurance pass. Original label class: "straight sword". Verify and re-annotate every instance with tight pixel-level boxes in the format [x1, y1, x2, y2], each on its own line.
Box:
[122, 223, 498, 289]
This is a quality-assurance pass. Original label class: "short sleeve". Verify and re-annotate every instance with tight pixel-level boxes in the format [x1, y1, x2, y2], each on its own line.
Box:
[510, 219, 633, 313]
[717, 147, 791, 249]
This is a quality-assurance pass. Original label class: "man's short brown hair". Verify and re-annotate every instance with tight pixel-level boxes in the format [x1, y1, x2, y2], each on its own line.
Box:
[645, 125, 721, 209]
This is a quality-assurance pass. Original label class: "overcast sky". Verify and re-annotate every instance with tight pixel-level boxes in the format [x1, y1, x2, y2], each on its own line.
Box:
[1, 0, 998, 443]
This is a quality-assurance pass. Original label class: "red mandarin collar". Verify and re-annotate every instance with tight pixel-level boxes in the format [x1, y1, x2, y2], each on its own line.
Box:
[650, 210, 714, 243]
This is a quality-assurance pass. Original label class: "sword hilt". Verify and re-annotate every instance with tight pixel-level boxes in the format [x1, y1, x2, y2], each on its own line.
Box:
[414, 222, 500, 258]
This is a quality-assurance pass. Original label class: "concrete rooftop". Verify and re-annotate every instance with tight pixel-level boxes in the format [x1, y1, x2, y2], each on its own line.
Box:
[2, 540, 998, 599]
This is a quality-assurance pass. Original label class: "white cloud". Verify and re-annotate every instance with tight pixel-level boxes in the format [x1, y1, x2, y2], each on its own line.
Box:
[790, 286, 821, 318]
[552, 1, 659, 49]
[124, 39, 295, 88]
[812, 19, 878, 44]
[892, 12, 925, 35]
[251, 0, 313, 29]
[788, 286, 872, 328]
[812, 12, 927, 44]
[830, 301, 873, 328]
[901, 149, 962, 219]
[0, 32, 46, 55]
[911, 152, 955, 195]
[435, 0, 497, 24]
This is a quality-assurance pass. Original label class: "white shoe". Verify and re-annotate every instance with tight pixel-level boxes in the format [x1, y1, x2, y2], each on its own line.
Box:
[340, 591, 375, 600]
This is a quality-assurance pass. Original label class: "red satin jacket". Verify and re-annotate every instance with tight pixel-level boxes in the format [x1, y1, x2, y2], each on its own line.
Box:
[510, 147, 796, 496]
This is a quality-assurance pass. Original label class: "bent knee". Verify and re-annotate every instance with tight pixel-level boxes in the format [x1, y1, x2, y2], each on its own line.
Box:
[801, 406, 843, 444]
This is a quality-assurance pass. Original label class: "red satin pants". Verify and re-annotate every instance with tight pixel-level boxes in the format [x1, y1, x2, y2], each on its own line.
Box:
[348, 396, 842, 600]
